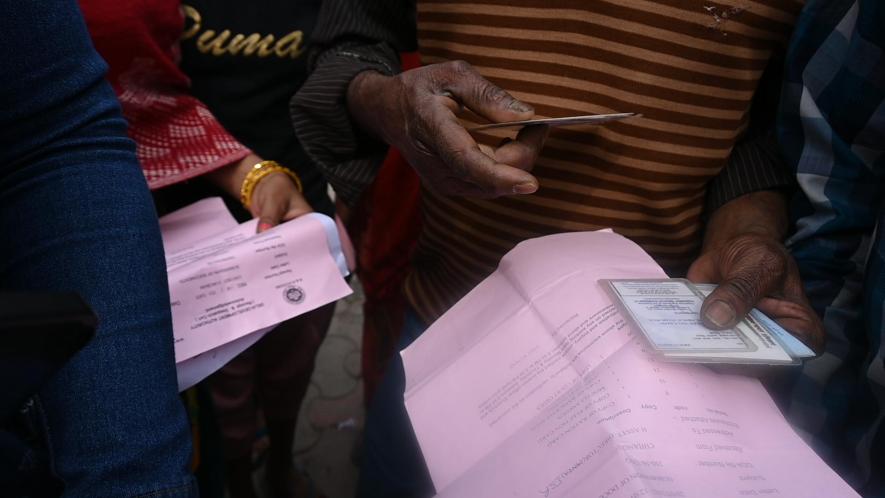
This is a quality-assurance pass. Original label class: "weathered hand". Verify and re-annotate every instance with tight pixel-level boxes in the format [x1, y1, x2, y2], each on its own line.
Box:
[688, 189, 825, 354]
[249, 170, 312, 233]
[347, 61, 548, 197]
[687, 233, 824, 352]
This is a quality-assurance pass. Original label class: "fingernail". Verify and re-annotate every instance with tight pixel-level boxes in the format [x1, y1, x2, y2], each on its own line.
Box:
[258, 222, 273, 232]
[705, 300, 736, 328]
[513, 182, 538, 194]
[509, 100, 533, 113]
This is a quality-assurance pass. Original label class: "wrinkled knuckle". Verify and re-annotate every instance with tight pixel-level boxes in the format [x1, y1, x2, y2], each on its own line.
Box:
[753, 240, 788, 270]
[478, 83, 510, 106]
[413, 136, 435, 157]
[724, 236, 788, 274]
[411, 68, 442, 96]
[410, 109, 433, 138]
[446, 59, 473, 75]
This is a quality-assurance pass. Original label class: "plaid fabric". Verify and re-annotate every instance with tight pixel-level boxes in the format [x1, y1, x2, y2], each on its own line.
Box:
[777, 1, 885, 495]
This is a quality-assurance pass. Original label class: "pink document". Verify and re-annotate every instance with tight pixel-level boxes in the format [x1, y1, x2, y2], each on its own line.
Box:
[402, 231, 857, 498]
[159, 198, 352, 389]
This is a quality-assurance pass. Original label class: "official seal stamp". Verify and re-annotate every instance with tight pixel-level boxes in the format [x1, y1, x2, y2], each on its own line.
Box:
[283, 285, 306, 304]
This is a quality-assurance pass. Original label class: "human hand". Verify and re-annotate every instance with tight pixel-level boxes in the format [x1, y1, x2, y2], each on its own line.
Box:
[687, 233, 824, 352]
[687, 192, 824, 353]
[248, 169, 312, 233]
[208, 153, 313, 233]
[347, 61, 548, 197]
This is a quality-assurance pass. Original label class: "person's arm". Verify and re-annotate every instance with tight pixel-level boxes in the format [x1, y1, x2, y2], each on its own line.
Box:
[704, 56, 795, 215]
[79, 0, 310, 232]
[206, 154, 312, 232]
[290, 0, 415, 205]
[291, 0, 547, 206]
[688, 58, 824, 352]
[688, 191, 824, 352]
[706, 133, 795, 214]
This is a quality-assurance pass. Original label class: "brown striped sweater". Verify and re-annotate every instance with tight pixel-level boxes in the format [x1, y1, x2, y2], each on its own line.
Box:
[293, 0, 800, 324]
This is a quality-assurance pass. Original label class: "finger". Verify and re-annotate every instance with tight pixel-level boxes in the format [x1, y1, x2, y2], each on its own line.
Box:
[254, 198, 288, 233]
[701, 264, 784, 330]
[420, 171, 511, 198]
[439, 60, 534, 123]
[428, 105, 539, 195]
[281, 198, 313, 223]
[493, 125, 549, 171]
[756, 297, 825, 353]
[686, 251, 719, 284]
[780, 257, 810, 303]
[700, 240, 788, 329]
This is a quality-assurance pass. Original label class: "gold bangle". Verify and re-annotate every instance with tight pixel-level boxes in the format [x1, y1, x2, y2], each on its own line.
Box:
[240, 160, 303, 210]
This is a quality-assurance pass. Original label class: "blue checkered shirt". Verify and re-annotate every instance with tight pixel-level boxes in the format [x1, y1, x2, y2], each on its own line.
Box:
[777, 1, 885, 495]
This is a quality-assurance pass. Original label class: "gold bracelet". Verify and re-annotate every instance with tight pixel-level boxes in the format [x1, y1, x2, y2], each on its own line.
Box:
[240, 160, 303, 210]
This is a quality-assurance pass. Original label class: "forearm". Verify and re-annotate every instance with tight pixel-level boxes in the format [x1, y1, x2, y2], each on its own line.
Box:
[705, 56, 793, 214]
[307, 0, 413, 139]
[706, 133, 795, 214]
[290, 47, 399, 205]
[205, 153, 262, 199]
[346, 71, 399, 144]
[288, 0, 413, 206]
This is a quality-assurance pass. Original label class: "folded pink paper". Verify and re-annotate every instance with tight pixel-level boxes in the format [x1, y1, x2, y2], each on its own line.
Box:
[160, 198, 352, 384]
[402, 231, 857, 498]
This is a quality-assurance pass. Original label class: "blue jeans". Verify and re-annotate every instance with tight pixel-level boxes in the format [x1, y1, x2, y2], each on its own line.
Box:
[0, 1, 196, 496]
[357, 309, 434, 498]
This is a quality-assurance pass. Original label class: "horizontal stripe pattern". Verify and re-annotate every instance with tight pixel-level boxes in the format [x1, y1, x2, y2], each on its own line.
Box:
[406, 0, 802, 323]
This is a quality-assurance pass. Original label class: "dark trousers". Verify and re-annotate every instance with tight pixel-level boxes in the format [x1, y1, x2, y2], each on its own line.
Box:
[357, 309, 434, 498]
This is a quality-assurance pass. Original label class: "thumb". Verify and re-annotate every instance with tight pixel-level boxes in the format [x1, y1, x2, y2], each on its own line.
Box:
[696, 236, 789, 330]
[255, 202, 287, 233]
[700, 267, 778, 330]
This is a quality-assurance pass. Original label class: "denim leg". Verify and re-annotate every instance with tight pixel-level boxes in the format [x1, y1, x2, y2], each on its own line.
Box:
[357, 310, 434, 498]
[0, 161, 197, 497]
[0, 1, 196, 495]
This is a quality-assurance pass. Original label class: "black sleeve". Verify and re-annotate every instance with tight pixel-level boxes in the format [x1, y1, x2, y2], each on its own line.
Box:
[705, 55, 795, 215]
[705, 133, 794, 213]
[290, 0, 417, 206]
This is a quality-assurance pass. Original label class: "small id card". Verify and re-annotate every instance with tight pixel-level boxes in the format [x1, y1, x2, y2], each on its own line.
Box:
[602, 279, 813, 365]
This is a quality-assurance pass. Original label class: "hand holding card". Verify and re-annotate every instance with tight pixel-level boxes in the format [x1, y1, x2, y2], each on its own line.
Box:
[602, 278, 815, 365]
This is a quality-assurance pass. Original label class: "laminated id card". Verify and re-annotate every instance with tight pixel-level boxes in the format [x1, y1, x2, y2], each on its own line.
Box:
[601, 278, 815, 365]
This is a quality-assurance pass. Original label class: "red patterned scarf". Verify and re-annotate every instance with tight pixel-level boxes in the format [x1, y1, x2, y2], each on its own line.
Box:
[79, 0, 249, 189]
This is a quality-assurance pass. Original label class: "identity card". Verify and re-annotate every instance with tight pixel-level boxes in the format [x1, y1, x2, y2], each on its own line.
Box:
[602, 278, 815, 365]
